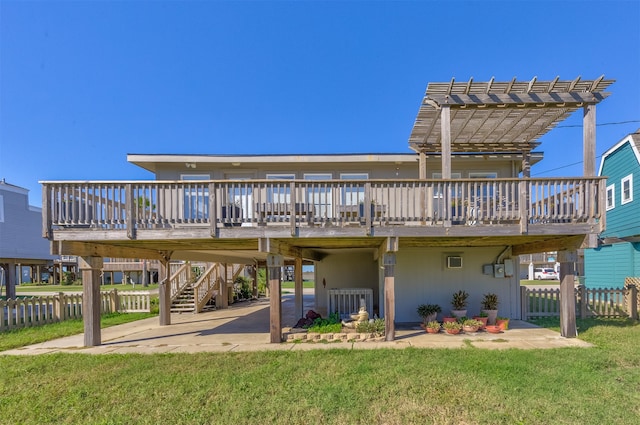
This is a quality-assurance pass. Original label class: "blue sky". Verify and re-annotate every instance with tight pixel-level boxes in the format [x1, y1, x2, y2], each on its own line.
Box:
[1, 0, 639, 206]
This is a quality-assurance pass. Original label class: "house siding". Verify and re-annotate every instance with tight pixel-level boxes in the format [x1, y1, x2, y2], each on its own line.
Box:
[0, 186, 54, 261]
[584, 242, 639, 289]
[601, 142, 640, 239]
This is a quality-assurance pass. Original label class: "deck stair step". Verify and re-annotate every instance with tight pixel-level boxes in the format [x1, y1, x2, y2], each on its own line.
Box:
[170, 283, 196, 313]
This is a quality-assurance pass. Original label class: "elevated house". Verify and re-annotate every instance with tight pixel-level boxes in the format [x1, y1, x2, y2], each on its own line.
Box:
[0, 179, 57, 298]
[584, 130, 640, 288]
[40, 76, 613, 346]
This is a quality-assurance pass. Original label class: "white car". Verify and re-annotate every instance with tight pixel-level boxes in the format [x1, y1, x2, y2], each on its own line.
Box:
[534, 268, 559, 280]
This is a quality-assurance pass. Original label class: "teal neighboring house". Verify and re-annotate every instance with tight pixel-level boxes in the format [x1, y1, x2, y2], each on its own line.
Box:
[584, 129, 640, 289]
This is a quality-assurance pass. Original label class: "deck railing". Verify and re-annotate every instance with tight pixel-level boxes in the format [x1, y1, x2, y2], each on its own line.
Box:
[42, 178, 605, 235]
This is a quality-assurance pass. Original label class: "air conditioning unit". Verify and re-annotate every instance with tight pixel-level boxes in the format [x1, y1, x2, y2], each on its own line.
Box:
[447, 256, 463, 269]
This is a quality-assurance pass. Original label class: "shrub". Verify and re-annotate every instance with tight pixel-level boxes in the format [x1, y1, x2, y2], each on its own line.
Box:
[356, 318, 385, 337]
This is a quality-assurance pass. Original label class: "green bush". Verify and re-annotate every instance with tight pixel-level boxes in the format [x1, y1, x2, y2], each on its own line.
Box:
[307, 312, 342, 333]
[356, 318, 385, 336]
[234, 276, 252, 300]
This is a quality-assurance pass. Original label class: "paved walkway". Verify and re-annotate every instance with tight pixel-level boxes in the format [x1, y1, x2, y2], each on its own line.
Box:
[1, 290, 592, 355]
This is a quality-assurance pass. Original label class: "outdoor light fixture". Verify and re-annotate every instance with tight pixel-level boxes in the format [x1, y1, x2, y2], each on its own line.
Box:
[185, 163, 196, 168]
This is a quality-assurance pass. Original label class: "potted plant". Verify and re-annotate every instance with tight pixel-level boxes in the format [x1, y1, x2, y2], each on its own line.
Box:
[496, 317, 510, 331]
[450, 290, 469, 318]
[472, 311, 488, 329]
[443, 321, 462, 335]
[425, 320, 441, 334]
[417, 303, 442, 324]
[462, 319, 483, 333]
[481, 293, 499, 324]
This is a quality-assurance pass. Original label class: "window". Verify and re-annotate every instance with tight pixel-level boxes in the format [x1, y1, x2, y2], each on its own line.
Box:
[266, 174, 295, 203]
[621, 174, 633, 205]
[180, 174, 210, 220]
[606, 184, 615, 210]
[340, 173, 368, 205]
[305, 174, 333, 218]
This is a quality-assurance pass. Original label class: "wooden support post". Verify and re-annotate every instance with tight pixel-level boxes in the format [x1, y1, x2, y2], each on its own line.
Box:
[294, 257, 304, 320]
[251, 264, 258, 299]
[5, 261, 17, 299]
[583, 104, 596, 177]
[159, 259, 171, 326]
[440, 105, 452, 227]
[79, 256, 103, 347]
[383, 253, 396, 342]
[558, 250, 577, 338]
[627, 284, 638, 320]
[268, 254, 283, 343]
[54, 292, 65, 321]
[222, 263, 230, 308]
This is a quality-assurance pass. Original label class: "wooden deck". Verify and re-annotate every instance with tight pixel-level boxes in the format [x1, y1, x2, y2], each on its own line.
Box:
[41, 177, 605, 256]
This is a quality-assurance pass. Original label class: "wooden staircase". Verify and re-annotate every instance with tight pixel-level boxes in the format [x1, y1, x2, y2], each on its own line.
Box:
[168, 262, 244, 314]
[170, 282, 196, 313]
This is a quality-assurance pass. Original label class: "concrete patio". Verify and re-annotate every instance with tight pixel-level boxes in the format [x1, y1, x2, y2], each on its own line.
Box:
[1, 290, 592, 355]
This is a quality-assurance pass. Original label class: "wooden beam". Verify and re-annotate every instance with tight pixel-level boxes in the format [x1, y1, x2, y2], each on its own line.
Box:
[52, 241, 167, 261]
[267, 254, 283, 343]
[79, 256, 103, 347]
[440, 105, 452, 179]
[258, 238, 325, 262]
[428, 91, 608, 108]
[511, 235, 585, 256]
[383, 253, 396, 342]
[558, 250, 577, 338]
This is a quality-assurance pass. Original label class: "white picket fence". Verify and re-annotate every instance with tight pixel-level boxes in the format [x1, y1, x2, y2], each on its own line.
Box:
[1, 289, 151, 332]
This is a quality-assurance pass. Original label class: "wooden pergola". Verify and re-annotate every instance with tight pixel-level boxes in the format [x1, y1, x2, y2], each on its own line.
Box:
[410, 76, 614, 179]
[408, 76, 614, 337]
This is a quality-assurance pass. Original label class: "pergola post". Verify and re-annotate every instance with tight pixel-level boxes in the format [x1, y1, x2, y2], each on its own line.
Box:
[79, 256, 103, 347]
[583, 104, 596, 177]
[384, 253, 396, 341]
[268, 254, 283, 343]
[294, 257, 304, 320]
[440, 105, 452, 227]
[159, 259, 171, 326]
[558, 250, 577, 338]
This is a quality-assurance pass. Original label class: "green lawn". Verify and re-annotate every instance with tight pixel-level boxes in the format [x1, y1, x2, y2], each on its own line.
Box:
[1, 318, 639, 424]
[280, 280, 315, 289]
[15, 283, 159, 293]
[0, 312, 157, 352]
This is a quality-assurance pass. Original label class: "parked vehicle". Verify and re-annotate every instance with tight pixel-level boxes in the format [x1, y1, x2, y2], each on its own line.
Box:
[534, 268, 559, 280]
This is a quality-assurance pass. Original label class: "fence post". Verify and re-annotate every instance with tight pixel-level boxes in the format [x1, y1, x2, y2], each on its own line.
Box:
[55, 292, 66, 322]
[576, 284, 587, 319]
[520, 286, 528, 320]
[627, 284, 638, 320]
[111, 289, 119, 313]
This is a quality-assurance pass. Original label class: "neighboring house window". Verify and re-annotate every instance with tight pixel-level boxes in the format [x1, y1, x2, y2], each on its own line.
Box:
[0, 194, 4, 222]
[180, 174, 210, 220]
[606, 184, 615, 210]
[621, 174, 633, 205]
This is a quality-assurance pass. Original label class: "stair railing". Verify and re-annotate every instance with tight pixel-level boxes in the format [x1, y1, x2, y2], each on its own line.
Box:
[193, 263, 222, 313]
[169, 262, 192, 302]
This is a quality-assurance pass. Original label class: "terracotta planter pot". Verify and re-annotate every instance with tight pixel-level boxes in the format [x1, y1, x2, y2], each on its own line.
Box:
[426, 327, 440, 334]
[485, 325, 501, 334]
[445, 328, 461, 335]
[473, 316, 488, 329]
[463, 325, 480, 333]
[496, 319, 510, 331]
